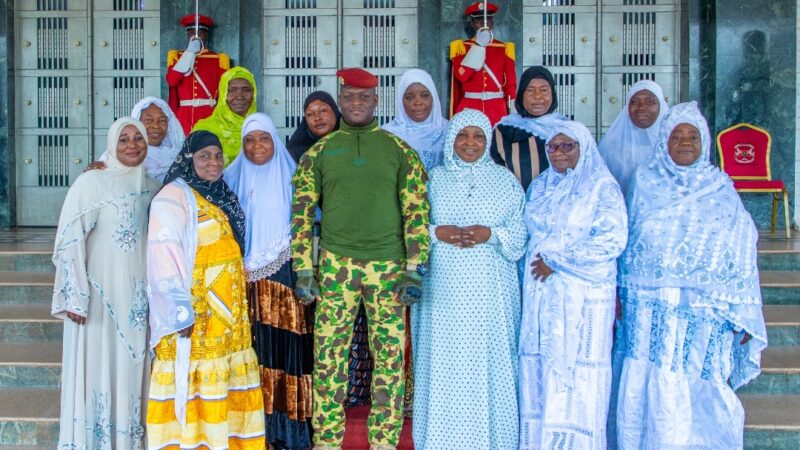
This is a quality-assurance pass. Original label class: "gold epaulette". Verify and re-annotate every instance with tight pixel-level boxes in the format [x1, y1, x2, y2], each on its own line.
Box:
[449, 39, 466, 60]
[218, 53, 230, 70]
[166, 49, 180, 67]
[505, 42, 515, 61]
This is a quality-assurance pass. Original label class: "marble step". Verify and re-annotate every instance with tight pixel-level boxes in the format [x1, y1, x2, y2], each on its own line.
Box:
[764, 305, 800, 346]
[0, 272, 53, 305]
[0, 342, 61, 388]
[0, 388, 59, 446]
[738, 347, 800, 395]
[756, 234, 800, 272]
[0, 304, 61, 342]
[0, 243, 52, 273]
[741, 394, 800, 450]
[760, 271, 800, 305]
[0, 388, 798, 447]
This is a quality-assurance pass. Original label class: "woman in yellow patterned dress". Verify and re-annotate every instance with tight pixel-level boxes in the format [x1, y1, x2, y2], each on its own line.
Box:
[146, 130, 265, 449]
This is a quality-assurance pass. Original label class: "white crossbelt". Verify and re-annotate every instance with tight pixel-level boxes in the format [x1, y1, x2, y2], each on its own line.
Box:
[464, 91, 504, 100]
[179, 99, 217, 107]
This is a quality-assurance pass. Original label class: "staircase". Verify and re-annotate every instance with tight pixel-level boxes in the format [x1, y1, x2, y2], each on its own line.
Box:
[0, 229, 798, 449]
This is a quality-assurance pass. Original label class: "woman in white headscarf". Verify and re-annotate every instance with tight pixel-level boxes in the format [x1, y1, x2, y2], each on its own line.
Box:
[382, 68, 449, 170]
[52, 117, 159, 449]
[609, 102, 767, 449]
[94, 96, 185, 182]
[412, 109, 527, 450]
[224, 113, 312, 450]
[518, 120, 628, 450]
[598, 80, 669, 195]
[130, 96, 185, 181]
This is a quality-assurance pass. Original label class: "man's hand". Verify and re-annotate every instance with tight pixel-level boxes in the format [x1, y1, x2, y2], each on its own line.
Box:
[394, 270, 423, 305]
[295, 269, 321, 305]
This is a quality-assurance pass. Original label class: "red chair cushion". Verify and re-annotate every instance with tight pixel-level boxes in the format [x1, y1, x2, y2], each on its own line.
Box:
[717, 124, 771, 179]
[733, 179, 785, 191]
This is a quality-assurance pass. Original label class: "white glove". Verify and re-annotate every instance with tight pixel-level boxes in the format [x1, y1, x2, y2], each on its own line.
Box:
[461, 44, 486, 70]
[172, 50, 196, 75]
[186, 38, 202, 54]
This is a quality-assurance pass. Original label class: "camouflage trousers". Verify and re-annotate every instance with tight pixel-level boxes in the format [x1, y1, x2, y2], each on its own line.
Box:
[313, 249, 406, 447]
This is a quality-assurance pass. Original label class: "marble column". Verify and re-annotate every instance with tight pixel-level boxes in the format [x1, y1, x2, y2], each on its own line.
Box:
[0, 0, 15, 228]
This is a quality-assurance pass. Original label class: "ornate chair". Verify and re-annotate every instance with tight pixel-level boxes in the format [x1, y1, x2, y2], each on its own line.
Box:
[717, 122, 790, 238]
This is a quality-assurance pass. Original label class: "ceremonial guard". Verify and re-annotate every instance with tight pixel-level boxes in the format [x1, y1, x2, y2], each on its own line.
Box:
[166, 14, 229, 134]
[449, 1, 517, 125]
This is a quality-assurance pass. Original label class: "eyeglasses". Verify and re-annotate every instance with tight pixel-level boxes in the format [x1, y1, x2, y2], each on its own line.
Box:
[545, 141, 578, 154]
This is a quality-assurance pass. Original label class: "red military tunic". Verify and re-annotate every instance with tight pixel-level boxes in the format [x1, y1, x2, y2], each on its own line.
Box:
[166, 49, 229, 134]
[449, 38, 517, 126]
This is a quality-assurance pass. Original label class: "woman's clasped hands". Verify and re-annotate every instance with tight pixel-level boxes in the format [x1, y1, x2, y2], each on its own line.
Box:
[435, 225, 491, 248]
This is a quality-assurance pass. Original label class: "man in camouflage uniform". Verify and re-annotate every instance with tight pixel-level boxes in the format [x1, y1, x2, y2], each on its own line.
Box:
[291, 68, 430, 450]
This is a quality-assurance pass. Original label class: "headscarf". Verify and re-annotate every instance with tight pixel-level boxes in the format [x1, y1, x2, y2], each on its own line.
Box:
[287, 91, 341, 162]
[193, 66, 257, 165]
[598, 80, 669, 194]
[526, 120, 622, 283]
[163, 130, 246, 250]
[382, 69, 449, 170]
[620, 101, 766, 389]
[224, 113, 297, 279]
[130, 96, 185, 181]
[103, 117, 150, 188]
[442, 108, 493, 171]
[496, 66, 567, 140]
[515, 65, 559, 118]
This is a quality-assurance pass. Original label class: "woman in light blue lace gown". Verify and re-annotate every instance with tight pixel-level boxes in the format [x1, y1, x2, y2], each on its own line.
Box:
[518, 120, 628, 450]
[609, 101, 767, 449]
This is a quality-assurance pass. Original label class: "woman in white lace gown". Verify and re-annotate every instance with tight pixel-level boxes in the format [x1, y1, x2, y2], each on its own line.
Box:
[609, 102, 767, 449]
[52, 117, 159, 449]
[518, 120, 627, 450]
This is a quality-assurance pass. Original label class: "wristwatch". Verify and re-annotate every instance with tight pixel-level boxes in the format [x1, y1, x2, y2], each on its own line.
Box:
[407, 263, 428, 277]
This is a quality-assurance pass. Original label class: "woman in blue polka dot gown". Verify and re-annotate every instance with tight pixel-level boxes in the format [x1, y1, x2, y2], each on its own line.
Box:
[518, 120, 628, 449]
[411, 109, 527, 450]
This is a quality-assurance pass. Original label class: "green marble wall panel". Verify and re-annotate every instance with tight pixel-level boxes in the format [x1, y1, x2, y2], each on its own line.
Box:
[0, 0, 14, 228]
[713, 0, 796, 228]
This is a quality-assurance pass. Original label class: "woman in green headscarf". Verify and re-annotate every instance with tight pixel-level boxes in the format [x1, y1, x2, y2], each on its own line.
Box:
[193, 66, 257, 165]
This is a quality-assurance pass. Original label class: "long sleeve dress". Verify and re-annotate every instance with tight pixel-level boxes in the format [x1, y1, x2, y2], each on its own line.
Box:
[608, 102, 767, 450]
[518, 120, 628, 450]
[146, 180, 265, 449]
[52, 122, 159, 450]
[411, 109, 527, 450]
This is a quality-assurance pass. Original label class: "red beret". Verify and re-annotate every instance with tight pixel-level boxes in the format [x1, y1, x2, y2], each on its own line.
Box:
[180, 14, 214, 30]
[464, 1, 498, 17]
[336, 68, 379, 89]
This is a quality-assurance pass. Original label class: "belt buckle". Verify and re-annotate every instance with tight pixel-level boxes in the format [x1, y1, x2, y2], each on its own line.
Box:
[481, 92, 489, 100]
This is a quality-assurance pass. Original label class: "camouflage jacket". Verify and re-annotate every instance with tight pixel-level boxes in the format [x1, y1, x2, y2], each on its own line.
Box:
[291, 119, 430, 271]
